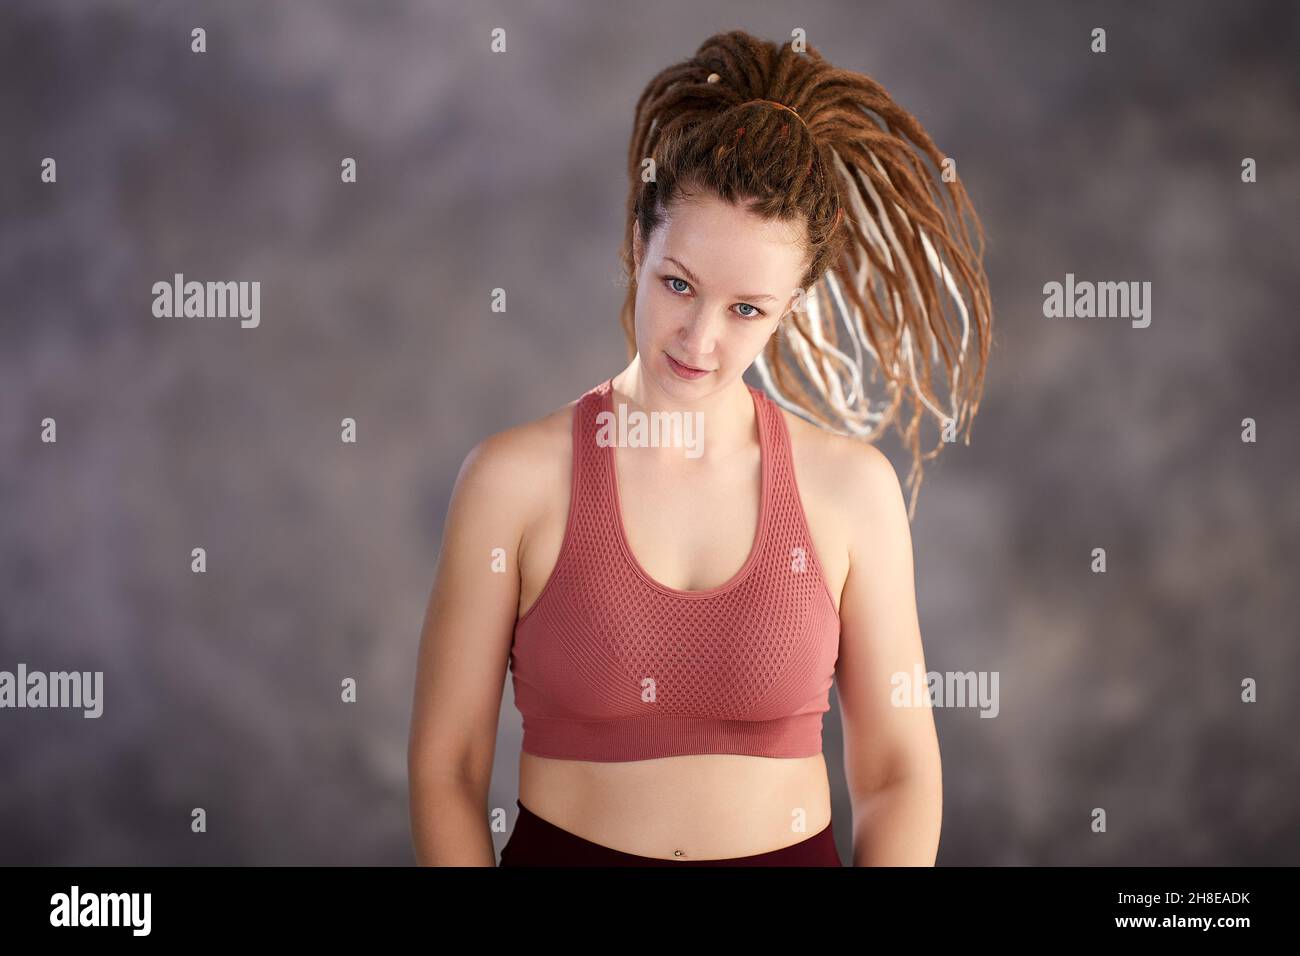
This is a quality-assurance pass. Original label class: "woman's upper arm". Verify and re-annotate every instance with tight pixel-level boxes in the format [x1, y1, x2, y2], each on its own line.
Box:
[407, 430, 534, 791]
[834, 444, 942, 800]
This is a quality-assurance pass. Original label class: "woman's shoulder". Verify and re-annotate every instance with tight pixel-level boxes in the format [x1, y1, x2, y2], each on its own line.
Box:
[776, 403, 889, 472]
[775, 404, 900, 517]
[454, 392, 582, 522]
[458, 395, 578, 494]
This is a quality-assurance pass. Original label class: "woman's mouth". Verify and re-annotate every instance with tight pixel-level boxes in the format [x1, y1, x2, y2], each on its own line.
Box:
[666, 352, 713, 380]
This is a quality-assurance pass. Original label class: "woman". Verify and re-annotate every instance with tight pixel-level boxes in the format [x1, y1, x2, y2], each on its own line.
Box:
[409, 30, 993, 866]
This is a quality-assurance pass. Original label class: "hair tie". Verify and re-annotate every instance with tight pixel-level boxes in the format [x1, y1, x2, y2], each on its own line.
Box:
[742, 97, 808, 130]
[705, 73, 808, 130]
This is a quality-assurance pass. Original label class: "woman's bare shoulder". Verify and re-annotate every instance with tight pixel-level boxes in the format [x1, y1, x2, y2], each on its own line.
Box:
[453, 396, 578, 511]
[776, 405, 898, 515]
[778, 404, 889, 470]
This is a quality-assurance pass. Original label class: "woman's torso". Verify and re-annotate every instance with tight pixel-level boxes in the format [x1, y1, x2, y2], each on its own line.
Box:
[511, 379, 850, 860]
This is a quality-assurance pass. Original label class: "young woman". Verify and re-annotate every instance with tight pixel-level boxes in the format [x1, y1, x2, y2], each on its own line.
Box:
[409, 30, 993, 866]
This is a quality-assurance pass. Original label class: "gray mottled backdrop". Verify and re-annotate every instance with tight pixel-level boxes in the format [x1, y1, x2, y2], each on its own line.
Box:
[1, 0, 1296, 865]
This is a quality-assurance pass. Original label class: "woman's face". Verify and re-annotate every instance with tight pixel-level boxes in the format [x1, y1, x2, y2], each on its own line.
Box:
[632, 191, 808, 394]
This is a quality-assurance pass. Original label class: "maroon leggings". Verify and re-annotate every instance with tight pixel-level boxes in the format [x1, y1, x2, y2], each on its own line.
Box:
[499, 799, 842, 867]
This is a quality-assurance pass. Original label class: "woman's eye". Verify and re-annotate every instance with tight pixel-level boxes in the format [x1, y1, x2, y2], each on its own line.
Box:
[663, 276, 764, 319]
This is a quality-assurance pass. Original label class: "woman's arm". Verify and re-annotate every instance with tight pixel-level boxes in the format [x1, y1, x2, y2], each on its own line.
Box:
[407, 431, 534, 866]
[835, 444, 943, 866]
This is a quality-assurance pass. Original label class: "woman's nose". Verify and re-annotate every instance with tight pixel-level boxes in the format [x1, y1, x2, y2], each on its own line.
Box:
[678, 307, 725, 355]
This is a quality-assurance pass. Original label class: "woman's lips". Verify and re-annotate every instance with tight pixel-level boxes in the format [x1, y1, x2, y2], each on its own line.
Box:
[666, 352, 713, 380]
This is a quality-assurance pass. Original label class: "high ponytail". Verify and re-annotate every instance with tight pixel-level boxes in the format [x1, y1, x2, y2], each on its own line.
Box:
[620, 30, 994, 519]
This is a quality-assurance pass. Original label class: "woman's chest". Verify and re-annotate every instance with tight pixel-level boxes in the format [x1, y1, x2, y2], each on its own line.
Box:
[517, 439, 847, 620]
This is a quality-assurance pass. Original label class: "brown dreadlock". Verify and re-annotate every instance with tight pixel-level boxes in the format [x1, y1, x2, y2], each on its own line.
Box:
[620, 30, 994, 519]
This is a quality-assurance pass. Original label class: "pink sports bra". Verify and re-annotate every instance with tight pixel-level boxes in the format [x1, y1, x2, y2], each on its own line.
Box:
[508, 377, 841, 762]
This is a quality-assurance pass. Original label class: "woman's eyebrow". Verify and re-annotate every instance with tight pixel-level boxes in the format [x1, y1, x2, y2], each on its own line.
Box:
[663, 256, 779, 302]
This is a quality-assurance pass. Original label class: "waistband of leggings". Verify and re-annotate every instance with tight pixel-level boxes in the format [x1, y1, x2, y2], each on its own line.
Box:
[514, 798, 833, 858]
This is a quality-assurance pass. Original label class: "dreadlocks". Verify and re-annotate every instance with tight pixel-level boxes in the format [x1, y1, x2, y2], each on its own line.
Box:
[621, 30, 994, 519]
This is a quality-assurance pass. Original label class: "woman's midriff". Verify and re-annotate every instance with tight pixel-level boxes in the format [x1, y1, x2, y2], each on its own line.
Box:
[517, 750, 833, 860]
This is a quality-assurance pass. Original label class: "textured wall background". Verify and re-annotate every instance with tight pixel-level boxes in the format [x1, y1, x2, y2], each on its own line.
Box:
[1, 0, 1296, 865]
